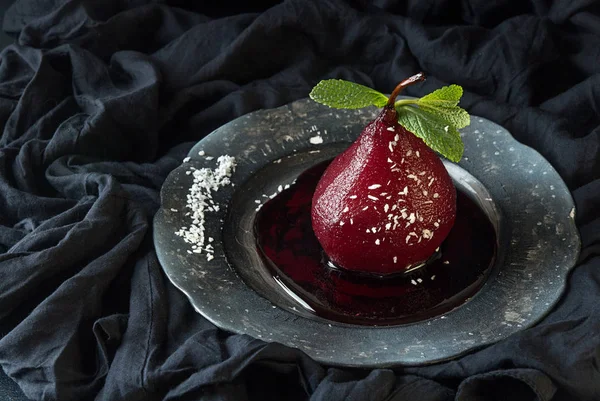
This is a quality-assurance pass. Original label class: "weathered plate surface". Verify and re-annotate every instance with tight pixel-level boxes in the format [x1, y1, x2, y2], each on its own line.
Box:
[153, 98, 580, 367]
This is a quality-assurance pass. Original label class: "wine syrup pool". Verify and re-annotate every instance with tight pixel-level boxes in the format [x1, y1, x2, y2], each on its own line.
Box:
[255, 159, 497, 326]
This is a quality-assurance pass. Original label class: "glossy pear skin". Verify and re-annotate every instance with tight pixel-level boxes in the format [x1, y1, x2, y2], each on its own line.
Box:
[311, 107, 456, 274]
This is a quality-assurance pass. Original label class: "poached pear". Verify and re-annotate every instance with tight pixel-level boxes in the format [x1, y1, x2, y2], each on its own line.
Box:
[311, 74, 457, 275]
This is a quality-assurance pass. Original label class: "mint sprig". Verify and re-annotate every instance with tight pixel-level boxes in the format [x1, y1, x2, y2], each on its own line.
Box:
[309, 78, 469, 162]
[309, 80, 389, 109]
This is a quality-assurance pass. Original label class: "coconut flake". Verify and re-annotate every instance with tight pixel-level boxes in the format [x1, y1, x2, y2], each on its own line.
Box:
[175, 156, 236, 261]
[309, 135, 323, 144]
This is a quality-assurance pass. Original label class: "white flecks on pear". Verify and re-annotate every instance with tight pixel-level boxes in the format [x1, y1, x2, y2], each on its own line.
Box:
[175, 155, 236, 262]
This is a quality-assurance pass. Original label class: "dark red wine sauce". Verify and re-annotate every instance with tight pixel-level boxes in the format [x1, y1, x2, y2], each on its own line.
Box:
[255, 161, 497, 326]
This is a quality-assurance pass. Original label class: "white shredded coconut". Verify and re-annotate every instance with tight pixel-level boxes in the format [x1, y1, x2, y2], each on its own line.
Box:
[309, 135, 323, 144]
[175, 155, 236, 261]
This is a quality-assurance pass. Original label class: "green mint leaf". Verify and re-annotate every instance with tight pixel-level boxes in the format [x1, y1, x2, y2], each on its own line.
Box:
[396, 105, 464, 162]
[310, 80, 389, 109]
[309, 78, 470, 162]
[417, 104, 471, 129]
[417, 84, 470, 129]
[418, 84, 463, 107]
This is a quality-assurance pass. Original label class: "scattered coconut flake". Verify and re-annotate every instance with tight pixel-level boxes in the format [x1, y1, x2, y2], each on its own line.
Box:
[199, 151, 205, 156]
[183, 157, 191, 163]
[309, 135, 323, 144]
[175, 155, 236, 261]
[368, 184, 382, 189]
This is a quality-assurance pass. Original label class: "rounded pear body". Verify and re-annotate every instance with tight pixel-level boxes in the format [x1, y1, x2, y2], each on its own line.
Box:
[311, 108, 456, 274]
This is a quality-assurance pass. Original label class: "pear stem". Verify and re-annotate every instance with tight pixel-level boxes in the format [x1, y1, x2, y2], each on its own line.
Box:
[386, 72, 426, 107]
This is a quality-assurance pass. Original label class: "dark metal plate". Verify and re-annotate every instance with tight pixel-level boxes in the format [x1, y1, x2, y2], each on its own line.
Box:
[153, 98, 580, 366]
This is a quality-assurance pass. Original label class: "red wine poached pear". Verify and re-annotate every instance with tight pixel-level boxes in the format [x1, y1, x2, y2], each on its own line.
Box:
[311, 73, 457, 275]
[255, 160, 497, 325]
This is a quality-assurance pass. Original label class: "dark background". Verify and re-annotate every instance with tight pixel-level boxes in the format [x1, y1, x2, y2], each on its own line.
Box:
[0, 0, 598, 400]
[0, 3, 24, 400]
